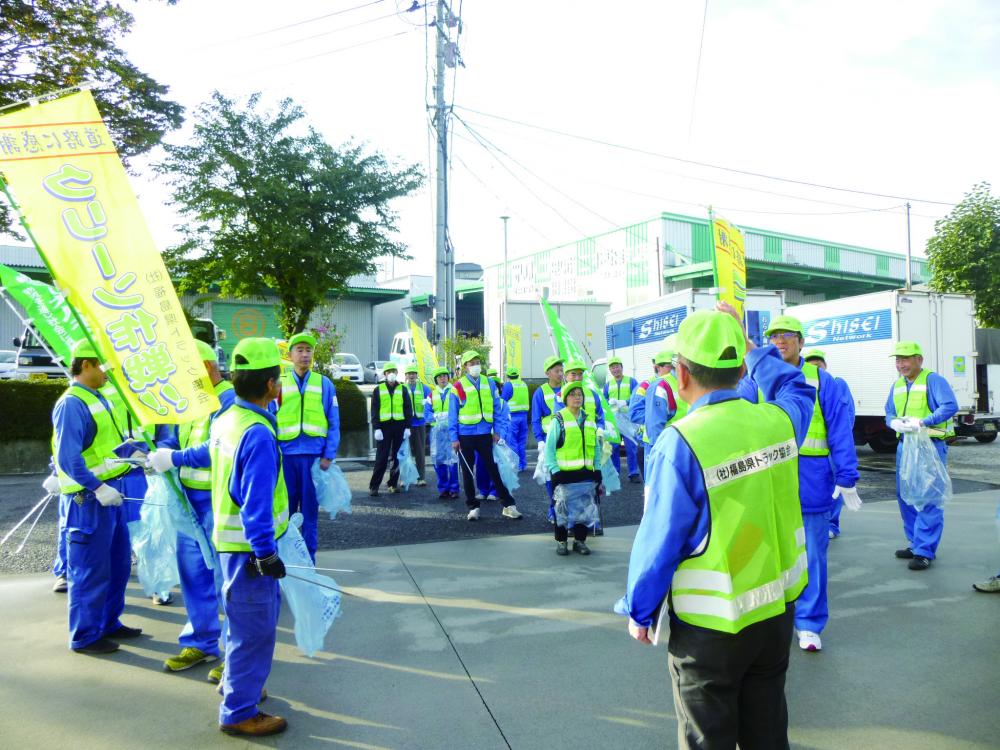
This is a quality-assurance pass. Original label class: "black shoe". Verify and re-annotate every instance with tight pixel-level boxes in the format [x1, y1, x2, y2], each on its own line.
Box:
[556, 541, 569, 556]
[106, 625, 143, 639]
[628, 475, 641, 484]
[895, 547, 914, 559]
[573, 541, 591, 556]
[74, 638, 120, 655]
[908, 556, 931, 570]
[449, 492, 460, 499]
[438, 492, 449, 499]
[369, 488, 379, 497]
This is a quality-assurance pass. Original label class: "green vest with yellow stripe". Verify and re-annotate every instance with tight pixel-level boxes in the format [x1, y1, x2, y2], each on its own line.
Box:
[669, 397, 808, 634]
[376, 382, 406, 422]
[553, 407, 597, 472]
[179, 380, 235, 490]
[52, 384, 131, 494]
[664, 372, 689, 422]
[607, 376, 633, 403]
[276, 370, 329, 441]
[539, 383, 561, 434]
[507, 379, 529, 413]
[209, 404, 289, 553]
[892, 369, 954, 439]
[455, 375, 493, 425]
[799, 362, 830, 456]
[432, 385, 451, 415]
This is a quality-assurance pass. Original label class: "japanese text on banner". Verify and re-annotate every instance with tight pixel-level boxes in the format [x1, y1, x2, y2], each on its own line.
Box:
[712, 215, 747, 320]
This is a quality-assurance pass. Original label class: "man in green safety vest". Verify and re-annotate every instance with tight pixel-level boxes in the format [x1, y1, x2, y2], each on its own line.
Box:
[617, 305, 814, 749]
[500, 367, 530, 471]
[368, 363, 413, 496]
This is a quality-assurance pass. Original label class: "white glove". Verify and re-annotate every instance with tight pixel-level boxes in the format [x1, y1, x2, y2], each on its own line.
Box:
[890, 418, 919, 434]
[833, 485, 862, 511]
[43, 474, 61, 495]
[596, 427, 606, 439]
[130, 449, 148, 462]
[403, 429, 411, 439]
[903, 417, 925, 431]
[435, 412, 447, 423]
[94, 483, 123, 507]
[497, 438, 507, 447]
[374, 429, 384, 441]
[147, 448, 176, 473]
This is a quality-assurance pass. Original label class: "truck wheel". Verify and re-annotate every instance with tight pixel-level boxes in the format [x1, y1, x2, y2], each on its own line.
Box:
[868, 432, 898, 454]
[974, 433, 998, 444]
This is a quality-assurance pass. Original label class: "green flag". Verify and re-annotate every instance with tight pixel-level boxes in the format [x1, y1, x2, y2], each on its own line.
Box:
[0, 262, 87, 364]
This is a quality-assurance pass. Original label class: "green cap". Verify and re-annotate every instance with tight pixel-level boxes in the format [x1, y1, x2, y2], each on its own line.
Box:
[70, 340, 99, 360]
[764, 315, 804, 337]
[404, 364, 419, 375]
[195, 339, 218, 362]
[487, 367, 498, 377]
[543, 356, 563, 372]
[562, 381, 585, 399]
[461, 350, 481, 366]
[802, 348, 826, 363]
[231, 337, 282, 371]
[432, 366, 450, 379]
[608, 356, 623, 367]
[675, 310, 746, 369]
[891, 341, 922, 357]
[287, 332, 317, 350]
[506, 367, 519, 378]
[382, 361, 399, 373]
[653, 349, 673, 366]
[564, 358, 585, 372]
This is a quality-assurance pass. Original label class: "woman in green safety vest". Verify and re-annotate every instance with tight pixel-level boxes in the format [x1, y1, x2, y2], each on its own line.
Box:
[543, 381, 601, 556]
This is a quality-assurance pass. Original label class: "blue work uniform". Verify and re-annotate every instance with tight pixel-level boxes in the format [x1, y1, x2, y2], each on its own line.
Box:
[476, 395, 512, 498]
[431, 386, 459, 494]
[616, 346, 814, 627]
[270, 371, 339, 560]
[604, 376, 640, 478]
[884, 371, 958, 559]
[501, 381, 530, 471]
[740, 358, 859, 635]
[829, 377, 857, 538]
[163, 387, 237, 657]
[531, 384, 563, 504]
[449, 375, 515, 508]
[641, 375, 678, 448]
[628, 379, 652, 479]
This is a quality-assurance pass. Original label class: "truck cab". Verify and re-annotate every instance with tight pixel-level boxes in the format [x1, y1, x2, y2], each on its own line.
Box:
[12, 327, 65, 380]
[389, 331, 415, 370]
[190, 317, 228, 377]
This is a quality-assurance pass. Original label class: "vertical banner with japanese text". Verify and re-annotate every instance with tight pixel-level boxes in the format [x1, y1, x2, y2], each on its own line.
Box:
[0, 91, 219, 423]
[711, 214, 747, 320]
[407, 314, 439, 386]
[503, 323, 522, 375]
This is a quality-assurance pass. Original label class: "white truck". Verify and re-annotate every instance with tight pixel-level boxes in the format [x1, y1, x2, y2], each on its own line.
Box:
[786, 290, 978, 453]
[602, 289, 786, 380]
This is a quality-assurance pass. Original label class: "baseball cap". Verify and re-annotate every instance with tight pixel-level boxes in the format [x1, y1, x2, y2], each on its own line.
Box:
[231, 338, 282, 371]
[562, 381, 585, 399]
[653, 349, 673, 366]
[404, 364, 419, 375]
[195, 339, 218, 362]
[543, 355, 563, 372]
[461, 350, 481, 366]
[608, 356, 623, 367]
[891, 341, 922, 357]
[675, 310, 746, 369]
[287, 332, 317, 349]
[764, 315, 804, 337]
[70, 340, 99, 360]
[432, 366, 450, 379]
[802, 348, 826, 363]
[382, 362, 399, 373]
[506, 367, 519, 377]
[487, 368, 498, 377]
[564, 358, 586, 372]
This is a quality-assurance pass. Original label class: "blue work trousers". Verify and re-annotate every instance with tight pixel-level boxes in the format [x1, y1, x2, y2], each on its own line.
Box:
[829, 498, 844, 538]
[508, 413, 529, 471]
[219, 552, 279, 727]
[795, 510, 831, 634]
[282, 454, 320, 561]
[610, 436, 640, 477]
[434, 462, 459, 494]
[177, 489, 224, 656]
[64, 479, 131, 650]
[895, 440, 947, 559]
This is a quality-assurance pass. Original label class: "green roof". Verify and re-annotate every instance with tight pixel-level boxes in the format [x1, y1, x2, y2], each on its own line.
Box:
[411, 279, 483, 307]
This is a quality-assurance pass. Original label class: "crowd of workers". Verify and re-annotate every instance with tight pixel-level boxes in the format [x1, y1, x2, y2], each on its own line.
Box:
[41, 301, 997, 746]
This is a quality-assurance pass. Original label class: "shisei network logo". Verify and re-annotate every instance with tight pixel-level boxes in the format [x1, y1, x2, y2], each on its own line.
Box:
[804, 309, 892, 346]
[635, 306, 687, 342]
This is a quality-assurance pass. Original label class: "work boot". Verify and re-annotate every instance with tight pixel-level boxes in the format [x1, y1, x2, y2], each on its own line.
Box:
[973, 575, 1000, 593]
[106, 625, 143, 639]
[73, 638, 120, 655]
[894, 547, 914, 559]
[556, 541, 569, 556]
[219, 712, 287, 737]
[501, 505, 523, 520]
[207, 663, 225, 684]
[52, 575, 68, 593]
[572, 541, 591, 556]
[908, 555, 931, 570]
[164, 647, 217, 672]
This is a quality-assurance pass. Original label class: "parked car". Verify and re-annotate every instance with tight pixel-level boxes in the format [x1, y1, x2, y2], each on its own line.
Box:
[12, 327, 65, 379]
[332, 352, 364, 383]
[0, 349, 16, 379]
[364, 360, 390, 384]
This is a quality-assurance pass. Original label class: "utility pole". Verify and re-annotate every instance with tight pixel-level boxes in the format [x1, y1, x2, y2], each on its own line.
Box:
[904, 201, 913, 291]
[432, 0, 454, 345]
[500, 214, 509, 371]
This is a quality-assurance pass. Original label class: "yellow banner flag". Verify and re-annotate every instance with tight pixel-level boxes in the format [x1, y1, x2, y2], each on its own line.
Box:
[712, 214, 747, 319]
[0, 91, 219, 424]
[503, 323, 522, 374]
[407, 316, 439, 386]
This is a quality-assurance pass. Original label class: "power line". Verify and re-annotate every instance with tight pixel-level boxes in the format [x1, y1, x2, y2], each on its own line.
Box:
[243, 28, 419, 74]
[236, 0, 388, 41]
[688, 0, 709, 143]
[453, 105, 956, 207]
[262, 6, 425, 51]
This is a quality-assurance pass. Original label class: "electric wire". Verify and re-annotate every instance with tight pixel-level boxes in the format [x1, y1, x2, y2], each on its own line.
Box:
[262, 6, 425, 51]
[688, 0, 709, 142]
[234, 0, 388, 41]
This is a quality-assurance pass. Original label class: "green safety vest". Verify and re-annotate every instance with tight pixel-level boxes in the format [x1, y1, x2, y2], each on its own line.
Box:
[179, 380, 235, 490]
[670, 398, 807, 634]
[455, 375, 493, 425]
[539, 383, 562, 434]
[507, 379, 529, 413]
[376, 383, 406, 422]
[209, 405, 289, 552]
[433, 385, 451, 415]
[607, 376, 633, 403]
[53, 384, 130, 494]
[800, 362, 830, 456]
[664, 372, 689, 422]
[553, 407, 597, 472]
[893, 369, 953, 439]
[276, 370, 330, 441]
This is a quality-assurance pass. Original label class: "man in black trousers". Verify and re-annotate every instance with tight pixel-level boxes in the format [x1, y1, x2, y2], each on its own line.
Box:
[369, 363, 413, 496]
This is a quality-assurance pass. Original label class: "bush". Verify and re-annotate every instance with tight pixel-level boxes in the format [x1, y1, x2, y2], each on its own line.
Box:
[0, 379, 68, 441]
[333, 377, 367, 432]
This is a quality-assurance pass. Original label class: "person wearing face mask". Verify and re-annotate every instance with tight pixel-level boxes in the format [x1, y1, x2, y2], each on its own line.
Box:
[369, 363, 413, 496]
[737, 315, 860, 653]
[430, 367, 460, 498]
[404, 364, 433, 487]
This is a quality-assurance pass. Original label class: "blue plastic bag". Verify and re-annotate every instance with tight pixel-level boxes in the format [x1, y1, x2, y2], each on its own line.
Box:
[312, 459, 352, 519]
[601, 456, 621, 495]
[430, 422, 457, 465]
[128, 475, 184, 596]
[899, 429, 952, 510]
[159, 472, 215, 570]
[493, 442, 520, 492]
[278, 513, 342, 657]
[397, 441, 419, 490]
[553, 481, 600, 528]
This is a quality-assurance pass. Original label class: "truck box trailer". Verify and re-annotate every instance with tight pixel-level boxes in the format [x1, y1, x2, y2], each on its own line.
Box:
[786, 290, 977, 452]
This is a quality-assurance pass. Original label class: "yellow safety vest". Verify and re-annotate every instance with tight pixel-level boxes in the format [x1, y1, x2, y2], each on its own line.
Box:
[800, 362, 830, 456]
[455, 375, 493, 425]
[376, 383, 406, 422]
[539, 383, 561, 433]
[507, 379, 529, 413]
[892, 369, 954, 439]
[276, 370, 330, 440]
[554, 407, 597, 472]
[179, 380, 235, 490]
[52, 384, 130, 494]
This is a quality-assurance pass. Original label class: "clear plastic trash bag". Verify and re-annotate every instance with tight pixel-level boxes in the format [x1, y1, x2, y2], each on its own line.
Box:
[553, 481, 600, 528]
[312, 459, 352, 519]
[161, 473, 215, 570]
[397, 441, 419, 490]
[533, 449, 552, 486]
[899, 429, 953, 510]
[278, 513, 342, 657]
[128, 475, 185, 596]
[430, 423, 457, 465]
[601, 456, 621, 495]
[612, 407, 636, 444]
[493, 442, 520, 492]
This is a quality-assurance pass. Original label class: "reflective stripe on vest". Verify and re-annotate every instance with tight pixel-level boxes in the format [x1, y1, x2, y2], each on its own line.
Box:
[433, 386, 451, 414]
[669, 398, 807, 634]
[377, 383, 406, 421]
[892, 369, 953, 439]
[53, 385, 130, 494]
[508, 380, 529, 412]
[456, 376, 493, 425]
[209, 405, 289, 552]
[800, 362, 830, 456]
[179, 380, 235, 490]
[276, 371, 330, 440]
[540, 384, 562, 433]
[554, 407, 597, 471]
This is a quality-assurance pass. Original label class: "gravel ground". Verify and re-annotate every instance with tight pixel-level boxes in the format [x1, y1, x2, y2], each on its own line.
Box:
[2, 442, 997, 576]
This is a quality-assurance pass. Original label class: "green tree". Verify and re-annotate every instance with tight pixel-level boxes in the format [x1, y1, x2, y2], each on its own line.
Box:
[0, 0, 184, 236]
[158, 91, 423, 336]
[440, 334, 492, 375]
[926, 182, 1000, 326]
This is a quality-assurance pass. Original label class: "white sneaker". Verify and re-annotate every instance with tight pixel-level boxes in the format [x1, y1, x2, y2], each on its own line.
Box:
[474, 493, 484, 500]
[501, 505, 523, 520]
[467, 507, 480, 521]
[486, 494, 497, 501]
[798, 630, 822, 652]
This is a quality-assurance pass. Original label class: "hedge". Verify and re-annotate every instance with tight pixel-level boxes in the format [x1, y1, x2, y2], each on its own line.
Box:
[333, 377, 367, 432]
[0, 379, 67, 441]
